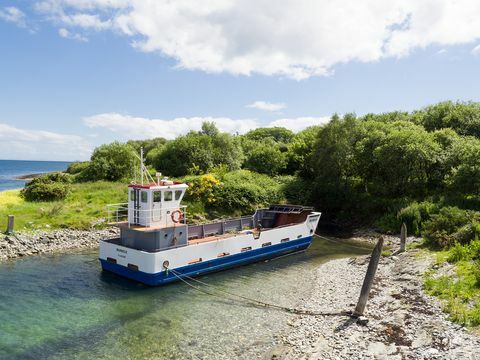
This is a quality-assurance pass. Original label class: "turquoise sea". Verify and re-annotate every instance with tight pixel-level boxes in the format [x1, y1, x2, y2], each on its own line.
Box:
[0, 160, 71, 192]
[0, 237, 370, 359]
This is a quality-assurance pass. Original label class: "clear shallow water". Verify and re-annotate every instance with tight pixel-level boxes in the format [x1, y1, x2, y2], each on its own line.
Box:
[0, 160, 71, 192]
[0, 237, 370, 360]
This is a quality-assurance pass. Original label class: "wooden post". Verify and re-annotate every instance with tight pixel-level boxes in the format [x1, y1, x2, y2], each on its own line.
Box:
[400, 222, 407, 252]
[6, 215, 14, 234]
[353, 236, 384, 317]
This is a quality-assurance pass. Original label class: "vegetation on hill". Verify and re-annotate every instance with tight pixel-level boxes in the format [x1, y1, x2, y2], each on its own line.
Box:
[3, 100, 480, 327]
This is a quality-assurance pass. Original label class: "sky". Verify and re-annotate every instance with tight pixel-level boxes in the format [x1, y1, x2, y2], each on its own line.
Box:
[1, 0, 480, 161]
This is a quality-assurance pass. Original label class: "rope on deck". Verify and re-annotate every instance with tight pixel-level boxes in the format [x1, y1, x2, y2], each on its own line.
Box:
[166, 267, 351, 317]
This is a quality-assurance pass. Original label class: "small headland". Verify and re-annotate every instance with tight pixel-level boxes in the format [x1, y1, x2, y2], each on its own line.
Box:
[14, 172, 50, 181]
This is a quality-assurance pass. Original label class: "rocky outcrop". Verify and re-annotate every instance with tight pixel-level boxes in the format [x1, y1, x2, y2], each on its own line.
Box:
[0, 228, 119, 261]
[271, 250, 480, 359]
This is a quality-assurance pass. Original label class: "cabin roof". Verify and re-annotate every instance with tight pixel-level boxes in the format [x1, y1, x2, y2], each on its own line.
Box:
[128, 182, 188, 190]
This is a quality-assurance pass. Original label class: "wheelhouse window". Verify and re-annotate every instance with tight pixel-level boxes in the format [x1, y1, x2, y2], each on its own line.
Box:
[141, 191, 148, 203]
[175, 190, 182, 200]
[153, 191, 161, 203]
[164, 191, 173, 201]
[130, 190, 136, 201]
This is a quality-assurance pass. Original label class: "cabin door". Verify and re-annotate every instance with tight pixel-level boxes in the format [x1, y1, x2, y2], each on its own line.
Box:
[133, 188, 141, 225]
[152, 191, 162, 223]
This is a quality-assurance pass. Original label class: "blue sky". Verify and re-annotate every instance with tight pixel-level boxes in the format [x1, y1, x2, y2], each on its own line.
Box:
[1, 1, 480, 161]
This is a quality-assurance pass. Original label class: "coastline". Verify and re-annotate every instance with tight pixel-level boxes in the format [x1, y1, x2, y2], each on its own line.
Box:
[0, 228, 119, 261]
[266, 244, 480, 359]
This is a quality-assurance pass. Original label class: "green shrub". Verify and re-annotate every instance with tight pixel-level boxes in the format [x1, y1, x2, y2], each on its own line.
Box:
[447, 243, 471, 262]
[83, 142, 136, 181]
[184, 174, 222, 204]
[21, 173, 72, 202]
[66, 161, 90, 175]
[375, 212, 402, 233]
[398, 201, 438, 235]
[423, 207, 480, 248]
[211, 170, 285, 214]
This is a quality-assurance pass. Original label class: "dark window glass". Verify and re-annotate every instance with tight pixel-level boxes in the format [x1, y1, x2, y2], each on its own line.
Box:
[130, 190, 136, 201]
[153, 191, 161, 203]
[141, 191, 148, 203]
[164, 191, 172, 201]
[175, 190, 182, 200]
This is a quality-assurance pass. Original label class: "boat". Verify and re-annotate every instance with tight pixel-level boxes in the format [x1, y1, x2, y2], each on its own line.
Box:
[99, 152, 321, 286]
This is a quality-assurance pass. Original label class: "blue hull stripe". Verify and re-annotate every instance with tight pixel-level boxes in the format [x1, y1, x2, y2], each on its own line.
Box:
[100, 236, 313, 286]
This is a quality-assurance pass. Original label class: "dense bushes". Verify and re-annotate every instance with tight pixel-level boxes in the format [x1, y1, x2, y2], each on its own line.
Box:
[66, 161, 90, 175]
[21, 173, 72, 202]
[422, 207, 480, 248]
[87, 142, 136, 181]
[153, 123, 242, 176]
[183, 170, 286, 215]
[212, 171, 285, 214]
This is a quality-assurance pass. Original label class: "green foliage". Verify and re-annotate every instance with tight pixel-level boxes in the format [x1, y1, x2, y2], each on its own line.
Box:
[127, 137, 167, 165]
[82, 142, 136, 182]
[153, 123, 242, 176]
[374, 213, 402, 233]
[415, 101, 480, 137]
[210, 170, 285, 214]
[422, 207, 480, 247]
[397, 201, 438, 235]
[184, 174, 222, 204]
[243, 127, 295, 143]
[1, 182, 128, 230]
[66, 161, 90, 175]
[425, 260, 480, 327]
[243, 139, 287, 176]
[285, 126, 321, 175]
[21, 173, 72, 202]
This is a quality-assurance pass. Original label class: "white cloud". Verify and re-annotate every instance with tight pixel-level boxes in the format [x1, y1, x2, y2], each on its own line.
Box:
[0, 6, 26, 27]
[83, 113, 259, 139]
[246, 101, 286, 112]
[83, 112, 330, 140]
[33, 0, 480, 79]
[269, 117, 331, 132]
[59, 28, 88, 42]
[472, 44, 480, 57]
[0, 123, 91, 161]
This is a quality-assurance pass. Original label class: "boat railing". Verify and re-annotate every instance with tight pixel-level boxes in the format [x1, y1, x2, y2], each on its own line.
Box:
[107, 203, 187, 227]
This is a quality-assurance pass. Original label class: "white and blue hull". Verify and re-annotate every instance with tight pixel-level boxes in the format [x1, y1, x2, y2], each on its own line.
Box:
[99, 213, 320, 286]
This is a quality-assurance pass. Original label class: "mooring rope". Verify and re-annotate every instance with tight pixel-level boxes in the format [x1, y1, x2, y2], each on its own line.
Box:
[167, 267, 350, 317]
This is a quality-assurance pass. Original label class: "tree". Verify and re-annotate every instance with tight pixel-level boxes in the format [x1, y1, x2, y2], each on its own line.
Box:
[413, 101, 480, 137]
[87, 142, 136, 181]
[153, 122, 242, 176]
[285, 126, 321, 175]
[243, 140, 287, 176]
[244, 127, 295, 144]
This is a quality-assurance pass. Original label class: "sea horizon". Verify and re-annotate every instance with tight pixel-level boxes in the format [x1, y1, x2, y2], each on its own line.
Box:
[0, 159, 71, 192]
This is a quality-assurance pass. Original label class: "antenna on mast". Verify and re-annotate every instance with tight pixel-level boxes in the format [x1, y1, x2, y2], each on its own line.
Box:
[140, 147, 144, 185]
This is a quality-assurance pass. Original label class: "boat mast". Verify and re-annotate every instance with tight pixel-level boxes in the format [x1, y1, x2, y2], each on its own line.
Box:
[140, 147, 144, 185]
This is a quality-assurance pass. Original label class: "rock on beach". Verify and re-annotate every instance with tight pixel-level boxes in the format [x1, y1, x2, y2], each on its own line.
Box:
[268, 249, 480, 360]
[0, 228, 119, 261]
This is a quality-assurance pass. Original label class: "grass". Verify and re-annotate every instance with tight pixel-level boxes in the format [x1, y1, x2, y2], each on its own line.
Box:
[0, 182, 128, 231]
[424, 239, 480, 327]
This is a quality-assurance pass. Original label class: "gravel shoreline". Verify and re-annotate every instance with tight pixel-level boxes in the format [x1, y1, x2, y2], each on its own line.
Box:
[267, 248, 480, 360]
[0, 228, 119, 261]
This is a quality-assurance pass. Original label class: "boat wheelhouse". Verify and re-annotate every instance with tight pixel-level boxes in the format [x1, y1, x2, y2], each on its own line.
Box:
[99, 153, 321, 286]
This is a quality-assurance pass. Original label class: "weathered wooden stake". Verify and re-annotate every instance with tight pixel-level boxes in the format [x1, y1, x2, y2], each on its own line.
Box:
[400, 222, 407, 252]
[6, 215, 14, 234]
[353, 236, 384, 317]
